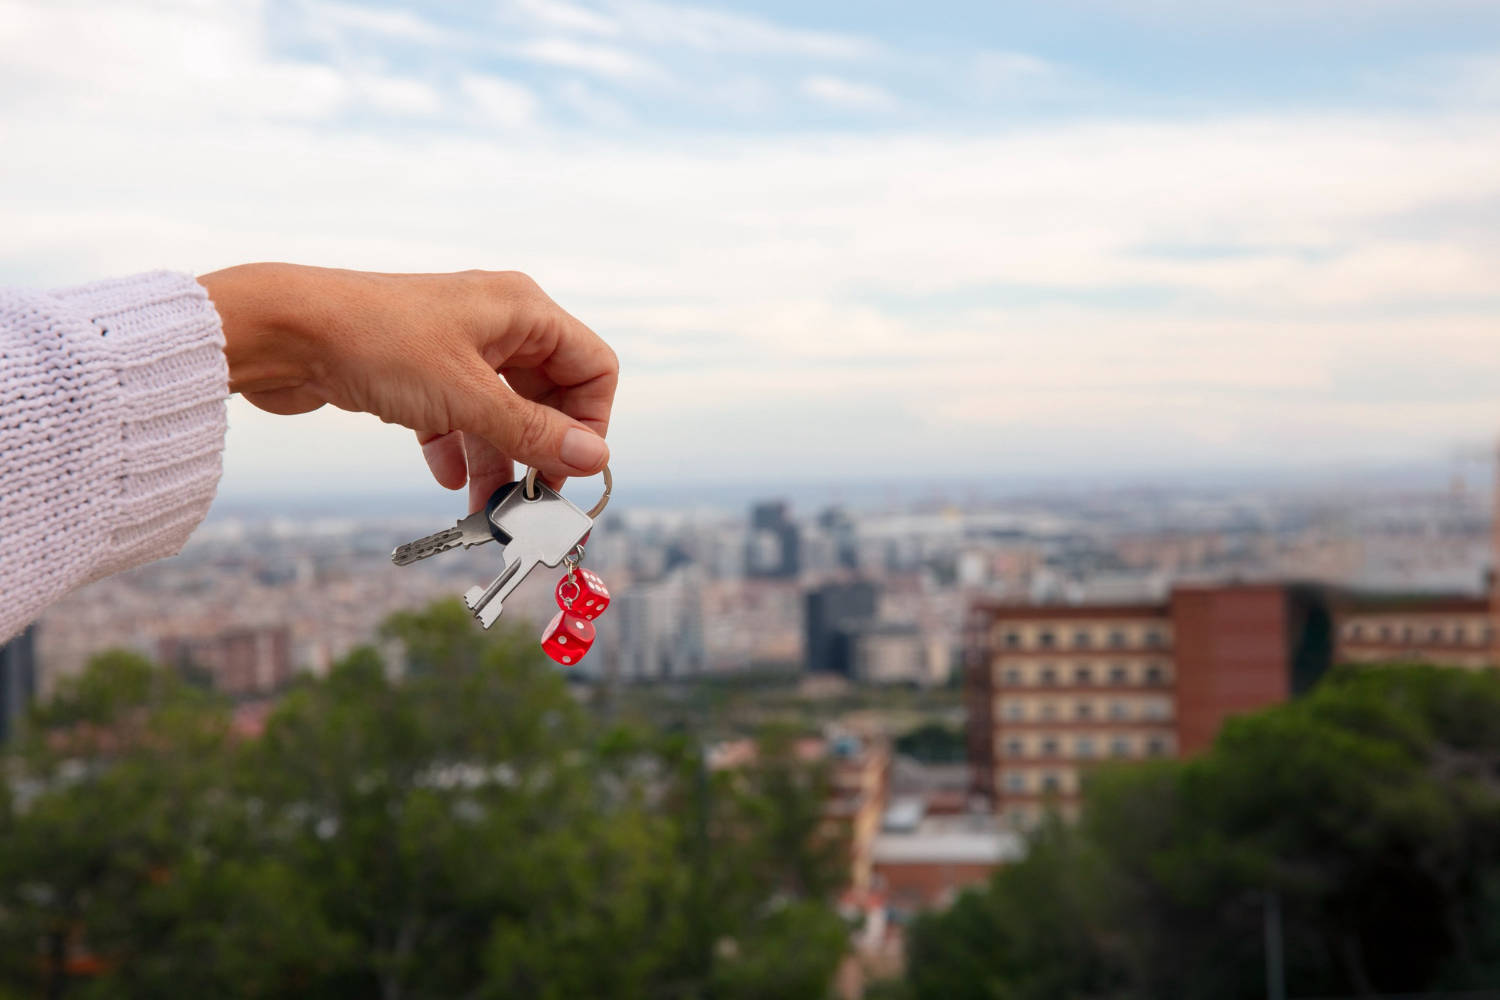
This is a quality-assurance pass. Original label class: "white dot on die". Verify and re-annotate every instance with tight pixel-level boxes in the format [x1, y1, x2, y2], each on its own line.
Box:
[558, 635, 567, 644]
[574, 621, 585, 630]
[562, 656, 572, 664]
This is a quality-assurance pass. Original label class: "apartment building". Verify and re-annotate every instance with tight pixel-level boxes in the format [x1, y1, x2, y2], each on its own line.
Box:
[1335, 594, 1497, 669]
[966, 584, 1332, 826]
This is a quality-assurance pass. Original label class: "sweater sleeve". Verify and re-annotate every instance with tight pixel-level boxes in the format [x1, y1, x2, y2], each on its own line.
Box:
[0, 271, 229, 642]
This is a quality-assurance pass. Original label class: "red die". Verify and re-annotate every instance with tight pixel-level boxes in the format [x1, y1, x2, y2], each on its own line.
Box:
[556, 568, 611, 621]
[541, 610, 595, 666]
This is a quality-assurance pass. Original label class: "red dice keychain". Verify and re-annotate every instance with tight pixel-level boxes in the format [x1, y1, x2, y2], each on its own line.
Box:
[541, 543, 612, 667]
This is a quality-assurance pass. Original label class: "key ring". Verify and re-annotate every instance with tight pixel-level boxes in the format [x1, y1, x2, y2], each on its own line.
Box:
[523, 463, 612, 519]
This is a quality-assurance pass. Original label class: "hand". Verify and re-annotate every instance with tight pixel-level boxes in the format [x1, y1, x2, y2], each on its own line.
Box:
[198, 263, 617, 513]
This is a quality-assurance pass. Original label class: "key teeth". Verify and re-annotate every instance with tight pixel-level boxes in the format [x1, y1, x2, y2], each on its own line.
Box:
[463, 586, 484, 610]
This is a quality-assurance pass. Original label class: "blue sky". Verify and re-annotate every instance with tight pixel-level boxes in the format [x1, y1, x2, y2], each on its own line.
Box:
[3, 0, 1500, 502]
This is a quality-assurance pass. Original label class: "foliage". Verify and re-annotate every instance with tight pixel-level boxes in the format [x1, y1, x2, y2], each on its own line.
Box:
[905, 665, 1500, 999]
[893, 721, 966, 764]
[0, 600, 847, 1000]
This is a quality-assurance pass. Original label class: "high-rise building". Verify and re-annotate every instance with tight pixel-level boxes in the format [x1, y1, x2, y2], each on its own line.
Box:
[746, 500, 801, 579]
[805, 580, 879, 675]
[0, 625, 37, 743]
[597, 566, 705, 681]
[965, 583, 1334, 827]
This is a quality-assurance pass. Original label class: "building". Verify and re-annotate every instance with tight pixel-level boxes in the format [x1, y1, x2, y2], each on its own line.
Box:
[1335, 593, 1495, 668]
[871, 798, 1023, 913]
[965, 583, 1334, 826]
[849, 623, 928, 686]
[746, 500, 801, 579]
[596, 566, 705, 681]
[157, 626, 293, 696]
[709, 729, 890, 893]
[805, 580, 879, 675]
[0, 625, 37, 743]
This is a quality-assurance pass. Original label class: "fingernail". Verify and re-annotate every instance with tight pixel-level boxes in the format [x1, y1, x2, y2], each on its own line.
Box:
[560, 428, 609, 472]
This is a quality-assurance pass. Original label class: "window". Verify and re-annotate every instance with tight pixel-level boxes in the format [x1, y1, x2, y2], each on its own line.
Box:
[1076, 737, 1095, 758]
[1348, 623, 1364, 640]
[1003, 668, 1022, 685]
[1073, 630, 1092, 648]
[1004, 630, 1022, 648]
[1040, 702, 1057, 720]
[1402, 625, 1415, 642]
[1455, 626, 1467, 644]
[1006, 773, 1026, 792]
[1144, 700, 1169, 720]
[1005, 739, 1023, 756]
[1039, 665, 1058, 685]
[1074, 665, 1093, 685]
[1075, 701, 1093, 720]
[1429, 626, 1443, 642]
[1039, 630, 1056, 649]
[1145, 629, 1166, 648]
[1005, 701, 1024, 720]
[1041, 737, 1059, 756]
[1109, 664, 1128, 684]
[1109, 701, 1128, 720]
[1379, 625, 1392, 641]
[1146, 738, 1166, 757]
[1041, 773, 1061, 793]
[1110, 737, 1130, 757]
[1145, 665, 1164, 686]
[1108, 629, 1126, 648]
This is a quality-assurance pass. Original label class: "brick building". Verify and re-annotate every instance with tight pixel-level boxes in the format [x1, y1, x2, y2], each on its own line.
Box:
[965, 583, 1335, 826]
[1335, 594, 1496, 668]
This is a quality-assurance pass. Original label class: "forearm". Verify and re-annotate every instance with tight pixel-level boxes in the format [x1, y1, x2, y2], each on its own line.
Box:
[0, 272, 228, 642]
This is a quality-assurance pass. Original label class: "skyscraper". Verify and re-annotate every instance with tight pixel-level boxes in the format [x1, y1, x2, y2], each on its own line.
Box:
[0, 625, 37, 743]
[804, 580, 879, 676]
[746, 500, 801, 579]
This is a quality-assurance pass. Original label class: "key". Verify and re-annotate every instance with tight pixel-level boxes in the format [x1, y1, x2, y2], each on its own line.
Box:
[391, 483, 517, 566]
[463, 482, 595, 629]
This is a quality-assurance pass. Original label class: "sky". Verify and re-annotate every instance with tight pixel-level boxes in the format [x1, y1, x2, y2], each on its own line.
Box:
[3, 0, 1500, 505]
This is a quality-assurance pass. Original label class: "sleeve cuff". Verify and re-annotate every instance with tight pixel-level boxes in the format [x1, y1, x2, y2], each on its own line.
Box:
[49, 271, 229, 580]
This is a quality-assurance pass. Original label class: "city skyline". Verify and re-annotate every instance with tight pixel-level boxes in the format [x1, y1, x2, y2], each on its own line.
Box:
[4, 1, 1500, 497]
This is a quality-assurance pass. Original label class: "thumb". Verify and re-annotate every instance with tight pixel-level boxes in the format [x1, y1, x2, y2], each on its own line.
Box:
[460, 369, 610, 481]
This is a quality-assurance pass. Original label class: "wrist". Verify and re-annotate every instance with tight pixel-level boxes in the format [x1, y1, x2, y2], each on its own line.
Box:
[198, 262, 320, 394]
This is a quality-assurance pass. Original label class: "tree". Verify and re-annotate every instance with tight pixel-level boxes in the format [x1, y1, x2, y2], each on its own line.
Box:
[905, 666, 1500, 999]
[0, 601, 849, 999]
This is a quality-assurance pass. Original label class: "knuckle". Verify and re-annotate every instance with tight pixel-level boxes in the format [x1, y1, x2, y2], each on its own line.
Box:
[514, 402, 553, 455]
[497, 270, 543, 299]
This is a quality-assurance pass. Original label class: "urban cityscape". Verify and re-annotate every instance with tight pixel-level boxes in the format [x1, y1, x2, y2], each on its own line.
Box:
[3, 461, 1496, 991]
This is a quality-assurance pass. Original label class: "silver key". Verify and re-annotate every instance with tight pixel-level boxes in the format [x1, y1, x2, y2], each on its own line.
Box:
[463, 482, 594, 629]
[391, 483, 516, 566]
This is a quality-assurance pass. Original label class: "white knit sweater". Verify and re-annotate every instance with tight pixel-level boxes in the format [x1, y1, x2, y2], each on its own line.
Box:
[0, 271, 228, 642]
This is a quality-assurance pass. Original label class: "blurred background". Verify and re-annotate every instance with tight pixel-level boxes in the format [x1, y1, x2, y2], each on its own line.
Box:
[5, 0, 1500, 997]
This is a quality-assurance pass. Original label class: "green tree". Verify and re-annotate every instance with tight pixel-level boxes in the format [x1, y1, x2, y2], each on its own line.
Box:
[906, 666, 1500, 1000]
[0, 601, 849, 1000]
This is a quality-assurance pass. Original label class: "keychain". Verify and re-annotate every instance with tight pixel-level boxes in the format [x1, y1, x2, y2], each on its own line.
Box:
[541, 544, 612, 666]
[391, 465, 613, 663]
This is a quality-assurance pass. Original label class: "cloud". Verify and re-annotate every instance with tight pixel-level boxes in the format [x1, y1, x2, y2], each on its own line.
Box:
[800, 75, 898, 112]
[1365, 50, 1500, 107]
[605, 0, 876, 59]
[460, 74, 538, 128]
[513, 36, 663, 81]
[4, 1, 1500, 491]
[507, 0, 621, 37]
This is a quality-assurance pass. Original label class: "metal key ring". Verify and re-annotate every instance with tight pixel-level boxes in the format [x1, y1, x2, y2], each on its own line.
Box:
[523, 463, 612, 519]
